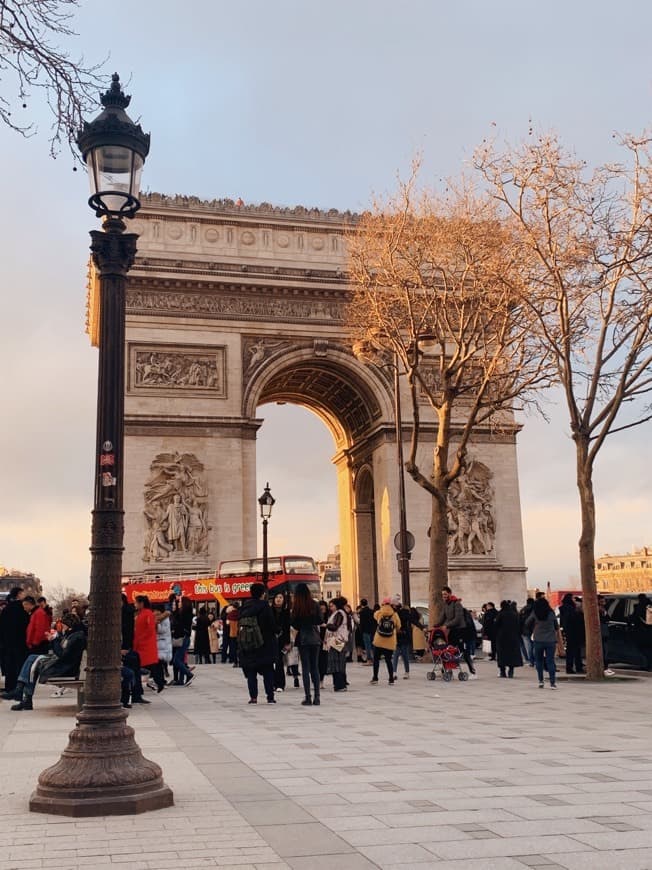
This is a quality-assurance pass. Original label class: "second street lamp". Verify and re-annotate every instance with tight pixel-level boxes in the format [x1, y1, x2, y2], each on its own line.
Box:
[30, 74, 173, 817]
[258, 483, 275, 586]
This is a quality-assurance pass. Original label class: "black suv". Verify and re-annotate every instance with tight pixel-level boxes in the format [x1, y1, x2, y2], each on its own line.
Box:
[602, 593, 652, 670]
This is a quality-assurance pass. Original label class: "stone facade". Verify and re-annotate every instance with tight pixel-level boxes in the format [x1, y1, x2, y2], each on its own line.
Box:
[87, 193, 527, 609]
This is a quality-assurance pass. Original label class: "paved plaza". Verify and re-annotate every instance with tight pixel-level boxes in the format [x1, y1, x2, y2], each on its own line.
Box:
[1, 659, 651, 870]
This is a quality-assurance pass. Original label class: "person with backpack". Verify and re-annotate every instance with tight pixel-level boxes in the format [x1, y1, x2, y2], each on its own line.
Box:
[370, 596, 401, 685]
[391, 596, 412, 679]
[238, 583, 277, 704]
[440, 586, 477, 678]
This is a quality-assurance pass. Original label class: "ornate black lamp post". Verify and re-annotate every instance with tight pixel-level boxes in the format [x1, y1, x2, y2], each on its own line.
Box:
[30, 74, 173, 817]
[258, 483, 275, 585]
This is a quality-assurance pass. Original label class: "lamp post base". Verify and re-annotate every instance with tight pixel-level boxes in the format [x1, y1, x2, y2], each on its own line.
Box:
[29, 709, 173, 817]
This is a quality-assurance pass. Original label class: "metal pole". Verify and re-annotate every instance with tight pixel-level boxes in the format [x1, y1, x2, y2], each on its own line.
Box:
[395, 359, 411, 607]
[30, 217, 173, 816]
[262, 518, 269, 586]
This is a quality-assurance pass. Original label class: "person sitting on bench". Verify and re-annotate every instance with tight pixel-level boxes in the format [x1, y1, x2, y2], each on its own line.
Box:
[2, 613, 86, 711]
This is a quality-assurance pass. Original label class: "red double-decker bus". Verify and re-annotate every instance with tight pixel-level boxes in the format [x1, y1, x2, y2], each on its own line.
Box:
[121, 555, 320, 606]
[216, 554, 320, 599]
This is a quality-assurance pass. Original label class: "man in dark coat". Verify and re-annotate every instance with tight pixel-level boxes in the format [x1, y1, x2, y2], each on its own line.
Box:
[495, 600, 523, 677]
[239, 583, 277, 704]
[559, 593, 585, 674]
[482, 602, 498, 661]
[358, 598, 376, 665]
[0, 586, 29, 692]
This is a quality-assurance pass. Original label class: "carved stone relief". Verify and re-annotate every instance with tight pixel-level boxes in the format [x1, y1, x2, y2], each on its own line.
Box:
[143, 452, 210, 563]
[127, 290, 347, 323]
[448, 459, 495, 556]
[128, 343, 226, 397]
[242, 337, 290, 379]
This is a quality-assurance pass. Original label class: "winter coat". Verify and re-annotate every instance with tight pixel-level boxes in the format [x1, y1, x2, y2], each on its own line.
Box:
[559, 600, 585, 643]
[291, 601, 323, 647]
[372, 604, 401, 651]
[27, 607, 51, 650]
[272, 605, 291, 648]
[156, 612, 173, 663]
[237, 598, 277, 670]
[482, 607, 498, 640]
[325, 608, 350, 650]
[0, 598, 29, 655]
[194, 613, 211, 657]
[133, 608, 159, 667]
[208, 619, 220, 654]
[495, 608, 523, 669]
[395, 606, 412, 646]
[39, 628, 86, 682]
[121, 601, 135, 649]
[442, 598, 466, 631]
[358, 605, 376, 635]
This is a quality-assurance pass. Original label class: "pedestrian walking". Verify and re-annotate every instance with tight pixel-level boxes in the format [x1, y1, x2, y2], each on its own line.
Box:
[194, 606, 211, 664]
[317, 600, 329, 687]
[153, 604, 172, 688]
[370, 596, 401, 684]
[481, 602, 498, 661]
[439, 586, 477, 677]
[495, 600, 523, 678]
[291, 583, 323, 706]
[325, 597, 350, 691]
[171, 596, 195, 686]
[392, 596, 412, 679]
[519, 598, 536, 666]
[208, 612, 220, 663]
[239, 583, 277, 704]
[358, 598, 376, 665]
[559, 593, 585, 674]
[271, 591, 291, 691]
[134, 596, 165, 695]
[0, 587, 29, 693]
[525, 597, 560, 689]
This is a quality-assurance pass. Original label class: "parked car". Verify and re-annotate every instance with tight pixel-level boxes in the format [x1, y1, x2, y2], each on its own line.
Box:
[602, 593, 652, 670]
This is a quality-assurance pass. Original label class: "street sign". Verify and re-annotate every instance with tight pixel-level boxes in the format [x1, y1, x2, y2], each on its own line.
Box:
[394, 530, 415, 552]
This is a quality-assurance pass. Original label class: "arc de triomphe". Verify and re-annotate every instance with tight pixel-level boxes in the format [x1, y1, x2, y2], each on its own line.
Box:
[86, 193, 527, 607]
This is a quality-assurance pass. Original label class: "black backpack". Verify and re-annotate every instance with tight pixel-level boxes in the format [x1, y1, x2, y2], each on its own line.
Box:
[377, 614, 395, 638]
[238, 615, 264, 653]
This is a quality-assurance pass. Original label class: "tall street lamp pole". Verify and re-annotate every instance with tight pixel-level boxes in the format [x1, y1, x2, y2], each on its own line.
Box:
[30, 74, 173, 817]
[258, 483, 275, 586]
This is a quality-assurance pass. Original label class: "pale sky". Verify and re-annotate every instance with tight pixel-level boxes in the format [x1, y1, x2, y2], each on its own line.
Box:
[1, 0, 651, 595]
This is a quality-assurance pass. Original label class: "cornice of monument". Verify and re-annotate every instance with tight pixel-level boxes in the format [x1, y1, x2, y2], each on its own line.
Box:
[139, 192, 361, 229]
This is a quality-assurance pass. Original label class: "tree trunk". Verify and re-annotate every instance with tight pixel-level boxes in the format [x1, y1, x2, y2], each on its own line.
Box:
[428, 489, 449, 627]
[575, 436, 604, 681]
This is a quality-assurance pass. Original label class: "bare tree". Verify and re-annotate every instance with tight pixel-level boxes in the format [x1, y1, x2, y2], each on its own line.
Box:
[475, 132, 652, 680]
[0, 0, 105, 155]
[45, 584, 88, 616]
[348, 173, 551, 623]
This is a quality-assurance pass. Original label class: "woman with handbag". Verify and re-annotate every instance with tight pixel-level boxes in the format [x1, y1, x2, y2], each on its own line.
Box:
[291, 583, 323, 706]
[325, 597, 350, 692]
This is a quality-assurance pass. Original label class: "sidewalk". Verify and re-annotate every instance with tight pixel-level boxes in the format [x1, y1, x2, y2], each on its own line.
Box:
[1, 659, 651, 870]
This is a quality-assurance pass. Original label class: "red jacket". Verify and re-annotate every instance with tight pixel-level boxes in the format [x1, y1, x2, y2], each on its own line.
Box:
[133, 608, 159, 667]
[27, 606, 51, 649]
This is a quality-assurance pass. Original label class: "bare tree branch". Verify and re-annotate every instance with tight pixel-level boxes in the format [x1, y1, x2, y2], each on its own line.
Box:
[0, 0, 106, 157]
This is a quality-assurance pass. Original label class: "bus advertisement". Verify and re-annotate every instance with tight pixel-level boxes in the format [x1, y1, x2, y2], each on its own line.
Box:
[121, 555, 320, 605]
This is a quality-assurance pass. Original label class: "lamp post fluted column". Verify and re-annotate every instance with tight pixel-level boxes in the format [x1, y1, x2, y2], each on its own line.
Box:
[30, 75, 173, 817]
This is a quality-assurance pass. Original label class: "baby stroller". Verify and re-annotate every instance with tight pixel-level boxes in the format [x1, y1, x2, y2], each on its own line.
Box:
[426, 627, 469, 682]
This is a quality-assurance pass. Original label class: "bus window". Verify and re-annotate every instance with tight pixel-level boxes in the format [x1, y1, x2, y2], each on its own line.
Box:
[284, 556, 318, 574]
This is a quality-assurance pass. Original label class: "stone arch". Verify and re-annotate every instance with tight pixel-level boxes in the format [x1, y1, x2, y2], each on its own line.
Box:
[243, 345, 393, 450]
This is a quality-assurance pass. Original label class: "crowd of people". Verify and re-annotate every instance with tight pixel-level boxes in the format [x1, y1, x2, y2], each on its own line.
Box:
[4, 582, 651, 711]
[0, 587, 87, 710]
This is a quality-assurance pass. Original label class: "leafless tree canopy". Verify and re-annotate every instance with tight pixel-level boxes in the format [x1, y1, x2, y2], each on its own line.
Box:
[0, 0, 105, 155]
[348, 171, 552, 617]
[475, 132, 652, 680]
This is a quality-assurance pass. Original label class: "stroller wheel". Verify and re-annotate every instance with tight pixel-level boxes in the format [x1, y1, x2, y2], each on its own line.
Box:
[458, 671, 469, 681]
[426, 671, 436, 681]
[443, 670, 453, 682]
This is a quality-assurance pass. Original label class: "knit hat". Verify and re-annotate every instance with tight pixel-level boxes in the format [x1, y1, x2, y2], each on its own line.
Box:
[381, 596, 392, 605]
[390, 594, 401, 606]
